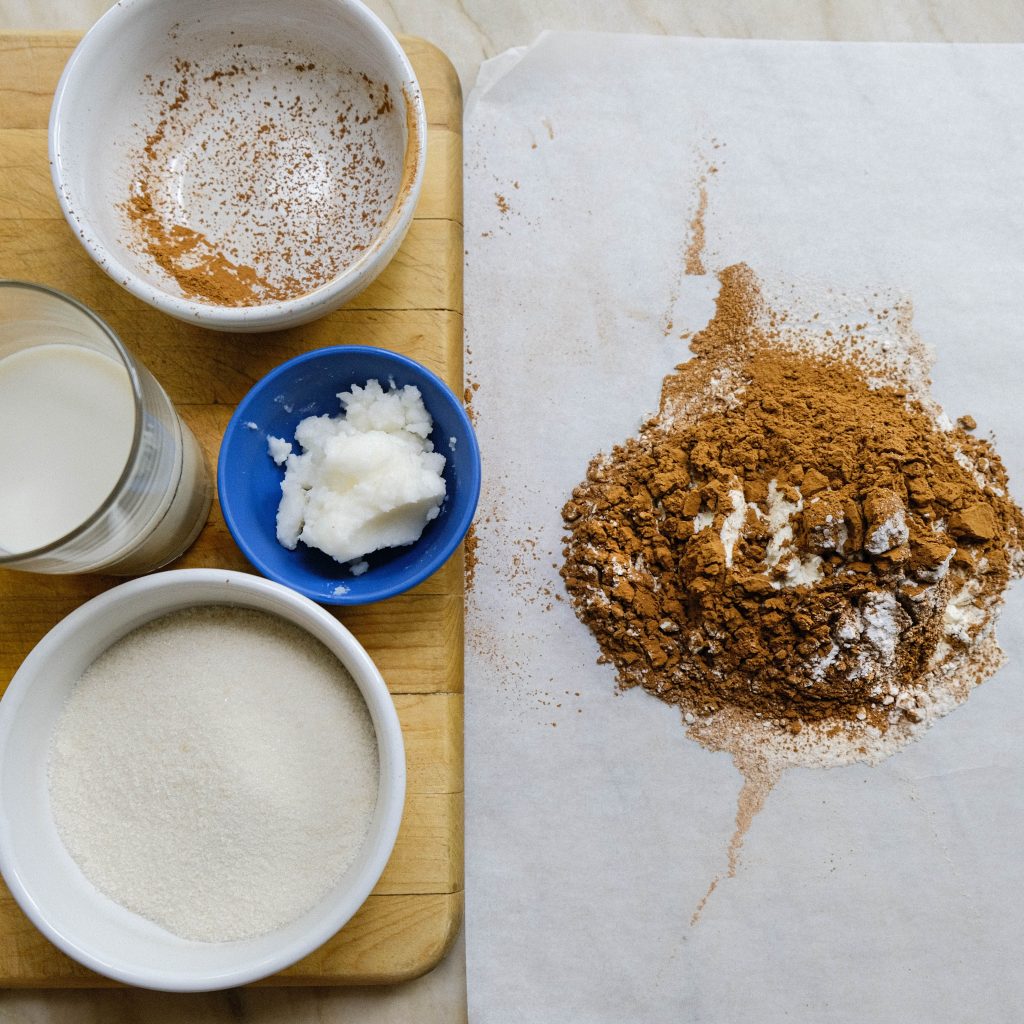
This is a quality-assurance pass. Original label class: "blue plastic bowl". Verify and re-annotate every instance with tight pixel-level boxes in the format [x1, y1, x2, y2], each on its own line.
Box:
[218, 346, 481, 605]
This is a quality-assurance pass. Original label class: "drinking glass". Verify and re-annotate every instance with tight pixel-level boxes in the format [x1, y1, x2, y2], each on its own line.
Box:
[0, 281, 211, 574]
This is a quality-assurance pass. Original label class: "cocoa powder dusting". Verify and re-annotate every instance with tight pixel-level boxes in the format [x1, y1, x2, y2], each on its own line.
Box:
[464, 523, 479, 595]
[691, 756, 780, 926]
[123, 46, 406, 306]
[683, 182, 708, 276]
[125, 187, 299, 305]
[662, 153, 720, 335]
[562, 263, 1024, 752]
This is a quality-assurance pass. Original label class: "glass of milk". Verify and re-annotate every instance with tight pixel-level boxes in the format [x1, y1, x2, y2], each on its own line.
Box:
[0, 282, 212, 574]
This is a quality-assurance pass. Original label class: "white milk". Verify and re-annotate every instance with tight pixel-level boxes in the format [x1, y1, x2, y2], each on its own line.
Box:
[0, 344, 135, 553]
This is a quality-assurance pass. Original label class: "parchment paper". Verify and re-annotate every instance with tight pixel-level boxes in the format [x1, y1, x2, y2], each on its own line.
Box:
[464, 34, 1024, 1024]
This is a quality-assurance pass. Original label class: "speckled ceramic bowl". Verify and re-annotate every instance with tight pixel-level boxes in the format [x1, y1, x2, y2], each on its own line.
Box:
[50, 0, 426, 332]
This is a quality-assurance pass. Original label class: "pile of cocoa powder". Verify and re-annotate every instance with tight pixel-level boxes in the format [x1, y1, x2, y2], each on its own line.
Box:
[562, 264, 1024, 756]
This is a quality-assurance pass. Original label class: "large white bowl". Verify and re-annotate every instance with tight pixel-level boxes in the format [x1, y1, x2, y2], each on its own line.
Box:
[0, 569, 405, 991]
[49, 0, 426, 332]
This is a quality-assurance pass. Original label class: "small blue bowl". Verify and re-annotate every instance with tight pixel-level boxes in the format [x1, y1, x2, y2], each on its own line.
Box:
[218, 346, 481, 605]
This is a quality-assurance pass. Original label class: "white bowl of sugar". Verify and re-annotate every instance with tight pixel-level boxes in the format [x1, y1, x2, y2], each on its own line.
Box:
[0, 569, 405, 991]
[50, 0, 426, 332]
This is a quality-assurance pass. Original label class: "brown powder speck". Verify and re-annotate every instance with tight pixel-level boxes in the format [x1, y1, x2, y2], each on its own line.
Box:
[375, 83, 394, 117]
[463, 380, 479, 425]
[495, 193, 510, 215]
[203, 66, 244, 82]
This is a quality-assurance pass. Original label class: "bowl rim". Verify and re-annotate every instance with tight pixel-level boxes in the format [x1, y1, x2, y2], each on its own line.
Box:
[48, 0, 428, 331]
[0, 568, 406, 991]
[218, 345, 482, 605]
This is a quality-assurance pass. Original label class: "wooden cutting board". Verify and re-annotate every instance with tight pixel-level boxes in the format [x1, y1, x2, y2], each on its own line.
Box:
[0, 31, 463, 988]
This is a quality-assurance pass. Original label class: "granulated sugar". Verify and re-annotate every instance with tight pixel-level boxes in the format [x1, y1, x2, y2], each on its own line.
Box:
[48, 606, 379, 943]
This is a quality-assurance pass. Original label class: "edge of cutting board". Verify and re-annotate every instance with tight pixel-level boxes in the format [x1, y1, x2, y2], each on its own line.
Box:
[0, 31, 465, 988]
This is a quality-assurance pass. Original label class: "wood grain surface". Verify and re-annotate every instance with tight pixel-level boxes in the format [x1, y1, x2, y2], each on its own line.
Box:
[0, 32, 464, 987]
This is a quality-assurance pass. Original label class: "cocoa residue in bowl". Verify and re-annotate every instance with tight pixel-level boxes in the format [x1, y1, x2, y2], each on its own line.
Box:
[123, 50, 409, 307]
[125, 185, 299, 306]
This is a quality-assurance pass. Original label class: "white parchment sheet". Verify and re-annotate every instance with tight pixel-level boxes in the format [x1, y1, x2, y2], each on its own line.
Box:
[464, 34, 1024, 1024]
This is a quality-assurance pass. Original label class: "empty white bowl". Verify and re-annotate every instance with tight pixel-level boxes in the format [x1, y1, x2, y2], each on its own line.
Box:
[0, 569, 405, 991]
[50, 0, 426, 332]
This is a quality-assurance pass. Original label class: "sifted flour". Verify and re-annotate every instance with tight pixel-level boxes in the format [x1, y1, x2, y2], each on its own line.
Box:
[48, 606, 379, 943]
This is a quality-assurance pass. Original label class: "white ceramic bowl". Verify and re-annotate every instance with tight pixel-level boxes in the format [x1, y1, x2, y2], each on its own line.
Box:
[0, 569, 405, 991]
[49, 0, 426, 332]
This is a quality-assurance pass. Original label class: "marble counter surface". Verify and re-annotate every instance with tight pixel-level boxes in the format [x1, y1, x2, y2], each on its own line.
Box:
[3, 0, 1024, 90]
[0, 2, 1021, 1022]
